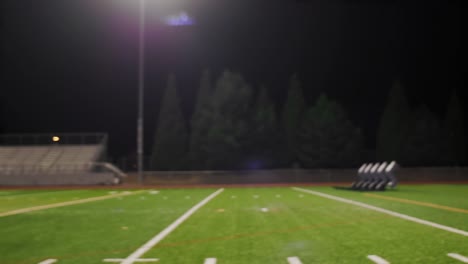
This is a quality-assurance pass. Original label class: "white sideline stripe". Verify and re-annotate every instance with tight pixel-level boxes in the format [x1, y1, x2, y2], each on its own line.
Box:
[204, 258, 217, 264]
[121, 189, 224, 264]
[103, 259, 158, 262]
[38, 259, 57, 264]
[0, 191, 143, 218]
[292, 187, 468, 237]
[448, 253, 468, 263]
[287, 256, 303, 264]
[367, 255, 390, 264]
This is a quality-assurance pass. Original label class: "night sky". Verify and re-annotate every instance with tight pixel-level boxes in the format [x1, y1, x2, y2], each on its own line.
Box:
[2, 0, 465, 159]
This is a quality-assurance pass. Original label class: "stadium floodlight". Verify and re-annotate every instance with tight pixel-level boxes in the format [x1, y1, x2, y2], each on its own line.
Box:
[163, 11, 195, 26]
[119, 0, 194, 184]
[93, 0, 197, 185]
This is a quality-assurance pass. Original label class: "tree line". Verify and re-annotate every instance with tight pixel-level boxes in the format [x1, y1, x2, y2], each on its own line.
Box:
[151, 70, 466, 170]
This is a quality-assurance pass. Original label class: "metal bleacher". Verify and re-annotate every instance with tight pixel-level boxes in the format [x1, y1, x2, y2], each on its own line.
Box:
[0, 133, 125, 185]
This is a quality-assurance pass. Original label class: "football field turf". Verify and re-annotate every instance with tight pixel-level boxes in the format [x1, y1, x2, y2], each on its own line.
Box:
[1, 184, 467, 264]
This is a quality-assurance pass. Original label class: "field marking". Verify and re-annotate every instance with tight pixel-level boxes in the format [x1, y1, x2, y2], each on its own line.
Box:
[204, 258, 217, 264]
[364, 193, 468, 214]
[292, 187, 468, 237]
[121, 188, 224, 264]
[0, 191, 143, 218]
[367, 255, 390, 264]
[448, 253, 468, 263]
[103, 259, 158, 262]
[38, 259, 57, 264]
[287, 256, 303, 264]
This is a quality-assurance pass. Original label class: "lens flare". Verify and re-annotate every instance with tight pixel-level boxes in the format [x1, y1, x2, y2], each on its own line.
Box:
[163, 11, 195, 26]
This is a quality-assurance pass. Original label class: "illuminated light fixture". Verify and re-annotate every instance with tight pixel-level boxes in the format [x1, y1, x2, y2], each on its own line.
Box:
[163, 11, 194, 26]
[52, 136, 60, 142]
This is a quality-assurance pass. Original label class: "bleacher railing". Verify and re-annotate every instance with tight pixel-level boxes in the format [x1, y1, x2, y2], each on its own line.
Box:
[0, 162, 126, 177]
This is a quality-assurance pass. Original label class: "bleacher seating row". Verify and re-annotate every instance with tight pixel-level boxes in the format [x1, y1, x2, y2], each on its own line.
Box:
[0, 144, 124, 185]
[0, 145, 100, 167]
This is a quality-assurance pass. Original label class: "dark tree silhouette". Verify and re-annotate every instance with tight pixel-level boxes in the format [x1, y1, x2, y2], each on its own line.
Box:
[281, 73, 305, 166]
[245, 85, 286, 169]
[444, 89, 466, 166]
[192, 70, 253, 169]
[151, 74, 188, 170]
[297, 94, 364, 168]
[189, 69, 213, 169]
[376, 80, 410, 162]
[402, 105, 446, 166]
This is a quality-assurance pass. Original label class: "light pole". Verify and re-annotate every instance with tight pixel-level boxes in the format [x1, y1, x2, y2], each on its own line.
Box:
[135, 1, 194, 184]
[137, 0, 145, 184]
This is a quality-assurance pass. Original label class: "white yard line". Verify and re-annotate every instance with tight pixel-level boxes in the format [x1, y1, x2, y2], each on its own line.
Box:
[287, 256, 303, 264]
[448, 253, 468, 263]
[367, 255, 390, 264]
[121, 189, 224, 264]
[0, 191, 142, 218]
[204, 258, 217, 264]
[38, 259, 57, 264]
[103, 259, 158, 262]
[292, 187, 468, 237]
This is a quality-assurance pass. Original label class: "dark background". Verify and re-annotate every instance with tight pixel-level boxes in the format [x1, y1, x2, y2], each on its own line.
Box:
[2, 0, 466, 159]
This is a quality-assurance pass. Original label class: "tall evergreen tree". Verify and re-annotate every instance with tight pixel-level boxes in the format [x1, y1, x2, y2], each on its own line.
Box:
[192, 69, 212, 117]
[402, 105, 446, 166]
[246, 85, 285, 169]
[376, 80, 410, 162]
[189, 69, 213, 169]
[281, 74, 305, 165]
[198, 70, 253, 169]
[444, 89, 466, 165]
[297, 94, 364, 168]
[151, 74, 188, 170]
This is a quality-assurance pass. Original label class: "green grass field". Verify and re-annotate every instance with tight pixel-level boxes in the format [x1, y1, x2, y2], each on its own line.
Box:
[0, 184, 467, 264]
